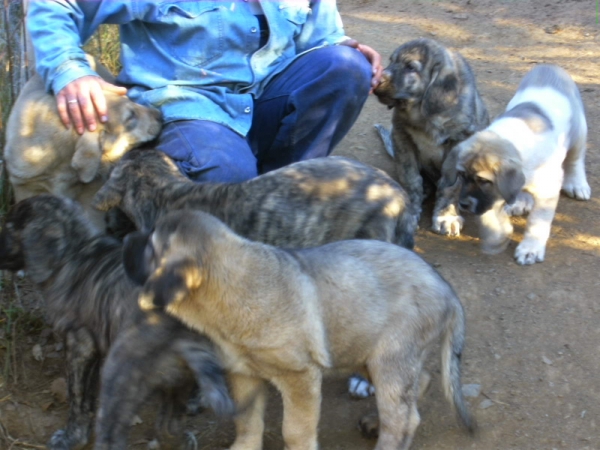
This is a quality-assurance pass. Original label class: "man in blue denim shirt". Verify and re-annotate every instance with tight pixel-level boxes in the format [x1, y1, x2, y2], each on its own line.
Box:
[27, 0, 382, 182]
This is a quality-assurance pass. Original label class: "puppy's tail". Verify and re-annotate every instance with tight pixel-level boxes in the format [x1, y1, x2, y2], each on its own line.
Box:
[441, 292, 477, 433]
[395, 205, 418, 250]
[374, 124, 395, 158]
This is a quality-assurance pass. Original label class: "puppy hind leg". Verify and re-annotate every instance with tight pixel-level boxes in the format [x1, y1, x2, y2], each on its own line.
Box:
[49, 328, 100, 450]
[357, 369, 431, 440]
[368, 351, 423, 450]
[271, 366, 322, 450]
[228, 374, 268, 450]
[562, 138, 591, 201]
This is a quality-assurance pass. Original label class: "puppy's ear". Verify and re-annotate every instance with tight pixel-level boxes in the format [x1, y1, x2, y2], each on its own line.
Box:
[72, 131, 102, 183]
[123, 231, 152, 286]
[92, 182, 123, 212]
[421, 61, 459, 118]
[23, 222, 67, 283]
[496, 164, 525, 205]
[138, 258, 203, 311]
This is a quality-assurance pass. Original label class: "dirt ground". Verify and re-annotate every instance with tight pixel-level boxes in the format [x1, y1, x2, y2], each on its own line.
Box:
[1, 0, 599, 449]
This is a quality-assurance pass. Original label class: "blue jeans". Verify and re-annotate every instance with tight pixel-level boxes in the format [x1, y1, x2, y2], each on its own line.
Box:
[156, 45, 372, 182]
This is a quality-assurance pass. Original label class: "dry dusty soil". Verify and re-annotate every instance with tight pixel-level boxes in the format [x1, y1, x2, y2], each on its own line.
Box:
[1, 0, 599, 449]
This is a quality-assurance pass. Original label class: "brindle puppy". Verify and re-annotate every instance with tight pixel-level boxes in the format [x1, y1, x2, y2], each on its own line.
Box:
[0, 195, 232, 450]
[374, 38, 489, 236]
[93, 149, 417, 249]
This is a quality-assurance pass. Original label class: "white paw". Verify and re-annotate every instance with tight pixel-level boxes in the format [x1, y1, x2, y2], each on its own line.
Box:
[348, 375, 375, 399]
[562, 177, 591, 200]
[514, 239, 546, 265]
[505, 192, 534, 216]
[432, 214, 464, 237]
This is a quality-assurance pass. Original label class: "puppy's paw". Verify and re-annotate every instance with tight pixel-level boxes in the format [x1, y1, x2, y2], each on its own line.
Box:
[348, 374, 375, 399]
[183, 431, 199, 450]
[514, 239, 546, 265]
[432, 213, 464, 237]
[562, 177, 591, 201]
[48, 429, 87, 450]
[358, 411, 380, 439]
[505, 192, 534, 216]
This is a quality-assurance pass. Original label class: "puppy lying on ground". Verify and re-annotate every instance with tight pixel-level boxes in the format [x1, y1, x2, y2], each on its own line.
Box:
[4, 64, 162, 231]
[0, 195, 232, 450]
[126, 210, 476, 450]
[441, 64, 591, 265]
[374, 38, 489, 235]
[93, 149, 417, 248]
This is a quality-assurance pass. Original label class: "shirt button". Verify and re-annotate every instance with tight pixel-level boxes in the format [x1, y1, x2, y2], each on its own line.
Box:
[251, 27, 257, 33]
[244, 107, 251, 114]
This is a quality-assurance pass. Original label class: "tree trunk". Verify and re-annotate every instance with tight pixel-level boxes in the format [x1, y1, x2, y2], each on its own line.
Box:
[1, 0, 33, 142]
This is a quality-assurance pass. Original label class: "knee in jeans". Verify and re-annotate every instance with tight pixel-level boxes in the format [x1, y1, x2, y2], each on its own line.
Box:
[325, 45, 372, 93]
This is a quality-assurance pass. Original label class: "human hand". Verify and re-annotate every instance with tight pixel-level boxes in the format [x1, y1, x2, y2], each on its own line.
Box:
[339, 39, 383, 93]
[56, 76, 128, 134]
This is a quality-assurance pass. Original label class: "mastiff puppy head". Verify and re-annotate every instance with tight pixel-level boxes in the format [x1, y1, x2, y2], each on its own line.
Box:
[374, 37, 487, 127]
[443, 131, 526, 254]
[92, 149, 185, 232]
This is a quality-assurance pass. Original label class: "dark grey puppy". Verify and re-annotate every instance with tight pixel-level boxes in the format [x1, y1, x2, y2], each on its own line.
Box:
[374, 38, 489, 236]
[92, 150, 417, 249]
[0, 195, 233, 450]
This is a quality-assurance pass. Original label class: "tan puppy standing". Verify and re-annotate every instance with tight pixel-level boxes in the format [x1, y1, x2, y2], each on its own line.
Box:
[441, 64, 590, 264]
[125, 210, 475, 450]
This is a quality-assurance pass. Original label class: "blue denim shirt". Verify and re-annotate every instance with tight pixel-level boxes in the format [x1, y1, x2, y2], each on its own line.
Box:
[27, 0, 349, 136]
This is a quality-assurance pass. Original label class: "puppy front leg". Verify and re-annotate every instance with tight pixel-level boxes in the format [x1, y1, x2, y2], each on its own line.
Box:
[432, 176, 464, 236]
[229, 374, 267, 450]
[514, 192, 560, 265]
[49, 328, 100, 450]
[272, 366, 322, 450]
[390, 128, 424, 221]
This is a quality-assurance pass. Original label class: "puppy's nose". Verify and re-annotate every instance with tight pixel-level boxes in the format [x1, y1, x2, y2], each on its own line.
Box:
[459, 197, 477, 213]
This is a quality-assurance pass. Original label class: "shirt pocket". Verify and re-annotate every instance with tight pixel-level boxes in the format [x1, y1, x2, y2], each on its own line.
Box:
[155, 1, 223, 67]
[277, 2, 310, 33]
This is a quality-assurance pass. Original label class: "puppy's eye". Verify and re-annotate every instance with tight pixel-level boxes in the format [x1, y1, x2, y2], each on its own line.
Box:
[476, 176, 492, 185]
[124, 109, 139, 130]
[406, 61, 422, 72]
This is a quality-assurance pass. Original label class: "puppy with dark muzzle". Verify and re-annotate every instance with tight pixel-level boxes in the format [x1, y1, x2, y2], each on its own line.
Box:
[0, 195, 233, 450]
[125, 210, 476, 450]
[374, 38, 489, 235]
[441, 64, 591, 264]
